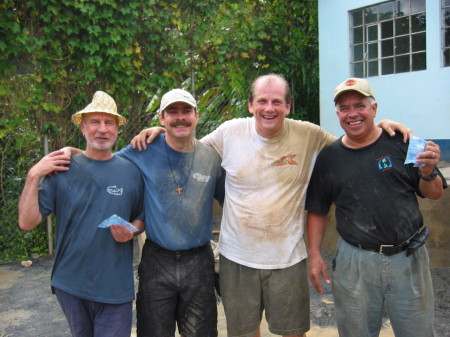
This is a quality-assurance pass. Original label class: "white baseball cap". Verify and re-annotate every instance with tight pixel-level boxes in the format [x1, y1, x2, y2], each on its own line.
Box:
[159, 89, 197, 112]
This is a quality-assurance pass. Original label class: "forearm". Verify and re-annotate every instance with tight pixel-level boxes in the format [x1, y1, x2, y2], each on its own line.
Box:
[307, 212, 327, 256]
[419, 176, 444, 200]
[18, 173, 43, 231]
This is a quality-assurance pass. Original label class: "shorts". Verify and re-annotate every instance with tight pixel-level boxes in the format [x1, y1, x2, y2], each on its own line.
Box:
[54, 287, 132, 337]
[220, 255, 310, 337]
[333, 237, 434, 337]
[136, 240, 218, 337]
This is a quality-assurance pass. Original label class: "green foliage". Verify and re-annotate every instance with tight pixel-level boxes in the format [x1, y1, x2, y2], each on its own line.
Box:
[0, 0, 319, 262]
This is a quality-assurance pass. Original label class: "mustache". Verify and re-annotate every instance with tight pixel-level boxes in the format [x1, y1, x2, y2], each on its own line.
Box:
[170, 120, 192, 127]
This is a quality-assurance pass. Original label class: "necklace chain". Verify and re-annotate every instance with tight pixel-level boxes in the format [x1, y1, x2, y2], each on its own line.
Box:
[164, 140, 196, 196]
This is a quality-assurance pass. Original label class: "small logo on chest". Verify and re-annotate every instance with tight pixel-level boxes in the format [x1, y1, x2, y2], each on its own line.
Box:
[275, 155, 298, 166]
[376, 155, 393, 171]
[107, 186, 123, 195]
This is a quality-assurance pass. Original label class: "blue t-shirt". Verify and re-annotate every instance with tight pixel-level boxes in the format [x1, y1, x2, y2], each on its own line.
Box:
[116, 134, 225, 250]
[39, 154, 144, 304]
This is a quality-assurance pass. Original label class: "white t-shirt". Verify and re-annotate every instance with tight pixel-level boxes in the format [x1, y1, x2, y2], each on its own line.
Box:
[202, 117, 335, 269]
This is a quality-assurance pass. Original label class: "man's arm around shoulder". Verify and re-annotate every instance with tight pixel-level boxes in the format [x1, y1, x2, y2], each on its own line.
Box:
[18, 150, 70, 230]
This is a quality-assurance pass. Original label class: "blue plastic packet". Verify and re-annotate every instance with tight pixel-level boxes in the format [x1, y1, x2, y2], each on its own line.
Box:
[97, 214, 138, 232]
[404, 135, 427, 167]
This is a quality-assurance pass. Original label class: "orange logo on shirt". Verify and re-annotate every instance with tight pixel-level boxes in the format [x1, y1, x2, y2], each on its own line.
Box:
[276, 155, 298, 166]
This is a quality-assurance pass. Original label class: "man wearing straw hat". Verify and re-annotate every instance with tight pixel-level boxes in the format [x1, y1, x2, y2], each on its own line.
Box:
[62, 88, 225, 337]
[18, 91, 144, 337]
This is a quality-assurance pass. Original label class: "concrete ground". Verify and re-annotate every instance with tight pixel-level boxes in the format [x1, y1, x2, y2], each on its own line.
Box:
[1, 247, 449, 337]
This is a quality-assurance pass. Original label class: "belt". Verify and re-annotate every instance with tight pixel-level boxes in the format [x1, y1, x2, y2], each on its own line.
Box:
[145, 239, 210, 256]
[350, 241, 408, 256]
[345, 228, 425, 256]
[356, 243, 408, 256]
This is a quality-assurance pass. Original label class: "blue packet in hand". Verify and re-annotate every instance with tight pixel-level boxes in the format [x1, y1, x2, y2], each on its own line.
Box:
[404, 135, 427, 167]
[97, 214, 138, 232]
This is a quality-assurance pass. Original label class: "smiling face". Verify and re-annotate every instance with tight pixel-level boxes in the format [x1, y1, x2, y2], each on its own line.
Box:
[81, 112, 118, 156]
[248, 76, 291, 139]
[159, 102, 199, 143]
[335, 91, 379, 145]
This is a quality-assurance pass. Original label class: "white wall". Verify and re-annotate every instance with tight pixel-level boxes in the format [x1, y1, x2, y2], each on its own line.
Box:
[318, 0, 450, 142]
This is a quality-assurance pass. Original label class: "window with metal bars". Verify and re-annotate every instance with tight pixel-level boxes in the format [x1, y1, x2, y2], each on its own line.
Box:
[349, 0, 426, 77]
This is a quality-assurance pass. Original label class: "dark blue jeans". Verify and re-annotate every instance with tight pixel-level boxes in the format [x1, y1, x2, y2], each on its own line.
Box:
[136, 240, 218, 337]
[54, 287, 132, 337]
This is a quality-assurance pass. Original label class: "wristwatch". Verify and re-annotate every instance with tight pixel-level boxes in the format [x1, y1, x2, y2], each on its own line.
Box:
[419, 168, 438, 181]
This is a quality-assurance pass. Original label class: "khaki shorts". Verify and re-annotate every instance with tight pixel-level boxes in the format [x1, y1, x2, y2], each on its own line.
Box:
[220, 255, 310, 337]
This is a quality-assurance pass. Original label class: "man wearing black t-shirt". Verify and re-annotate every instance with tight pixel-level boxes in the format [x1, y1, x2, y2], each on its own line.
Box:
[305, 78, 447, 337]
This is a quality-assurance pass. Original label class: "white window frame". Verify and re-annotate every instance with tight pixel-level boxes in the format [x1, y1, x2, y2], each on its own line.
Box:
[350, 0, 426, 78]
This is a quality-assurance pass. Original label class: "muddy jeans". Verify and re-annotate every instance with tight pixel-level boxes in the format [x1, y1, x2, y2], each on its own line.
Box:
[136, 239, 218, 337]
[333, 237, 435, 337]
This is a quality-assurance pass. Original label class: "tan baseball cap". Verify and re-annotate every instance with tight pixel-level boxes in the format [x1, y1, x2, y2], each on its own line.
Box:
[334, 78, 376, 102]
[160, 89, 197, 112]
[71, 91, 126, 126]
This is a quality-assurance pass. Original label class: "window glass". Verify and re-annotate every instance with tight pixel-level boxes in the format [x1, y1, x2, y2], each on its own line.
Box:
[444, 49, 450, 67]
[395, 36, 410, 54]
[351, 10, 363, 27]
[382, 39, 394, 56]
[445, 28, 450, 47]
[395, 17, 410, 35]
[444, 8, 450, 27]
[412, 32, 426, 52]
[350, 0, 426, 76]
[353, 44, 364, 61]
[368, 60, 379, 76]
[382, 57, 394, 74]
[365, 6, 378, 23]
[352, 27, 364, 44]
[367, 25, 378, 41]
[396, 55, 410, 72]
[395, 0, 411, 17]
[444, 2, 450, 67]
[412, 52, 426, 70]
[410, 0, 426, 14]
[381, 20, 394, 38]
[353, 62, 364, 77]
[368, 43, 378, 59]
[411, 13, 426, 33]
[379, 2, 394, 20]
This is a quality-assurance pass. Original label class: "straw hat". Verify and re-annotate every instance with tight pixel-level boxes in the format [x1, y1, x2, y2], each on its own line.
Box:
[71, 91, 127, 126]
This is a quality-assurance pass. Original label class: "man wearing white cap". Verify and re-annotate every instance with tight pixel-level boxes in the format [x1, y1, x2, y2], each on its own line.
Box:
[115, 88, 224, 337]
[18, 91, 144, 337]
[306, 78, 446, 337]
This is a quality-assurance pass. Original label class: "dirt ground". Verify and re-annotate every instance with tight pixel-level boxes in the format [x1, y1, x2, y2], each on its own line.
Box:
[1, 247, 449, 337]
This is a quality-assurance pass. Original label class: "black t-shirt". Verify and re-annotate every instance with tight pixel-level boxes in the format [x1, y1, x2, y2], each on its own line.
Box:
[306, 130, 428, 246]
